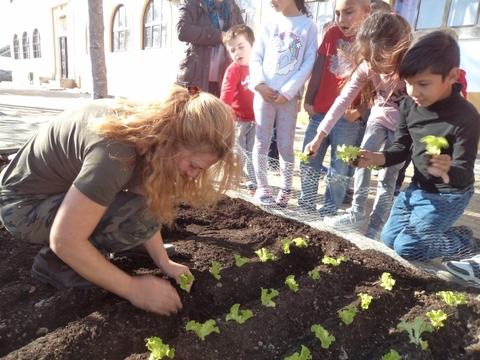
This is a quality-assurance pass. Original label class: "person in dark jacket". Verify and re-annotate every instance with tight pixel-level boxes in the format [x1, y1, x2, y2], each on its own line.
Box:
[176, 0, 244, 96]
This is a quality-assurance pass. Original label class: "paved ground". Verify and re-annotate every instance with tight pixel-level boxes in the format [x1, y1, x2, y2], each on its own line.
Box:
[1, 81, 479, 286]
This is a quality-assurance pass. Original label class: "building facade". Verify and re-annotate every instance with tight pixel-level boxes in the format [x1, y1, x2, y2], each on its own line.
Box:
[1, 0, 479, 110]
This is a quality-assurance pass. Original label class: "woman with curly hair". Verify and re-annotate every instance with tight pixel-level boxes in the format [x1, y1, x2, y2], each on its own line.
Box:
[0, 85, 236, 315]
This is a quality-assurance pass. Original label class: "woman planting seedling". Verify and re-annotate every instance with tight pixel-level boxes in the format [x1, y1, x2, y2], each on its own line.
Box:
[0, 85, 236, 315]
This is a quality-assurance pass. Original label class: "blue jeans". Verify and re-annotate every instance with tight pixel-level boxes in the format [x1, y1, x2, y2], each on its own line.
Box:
[381, 183, 474, 261]
[298, 112, 360, 214]
[351, 121, 404, 231]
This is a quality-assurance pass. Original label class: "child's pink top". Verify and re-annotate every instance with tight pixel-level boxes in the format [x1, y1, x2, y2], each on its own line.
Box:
[317, 61, 407, 135]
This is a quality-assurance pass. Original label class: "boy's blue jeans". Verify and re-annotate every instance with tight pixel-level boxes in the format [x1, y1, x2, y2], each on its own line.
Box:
[381, 182, 474, 261]
[298, 112, 360, 214]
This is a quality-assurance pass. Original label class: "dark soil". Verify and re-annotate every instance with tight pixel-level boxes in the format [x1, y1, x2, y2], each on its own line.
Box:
[1, 156, 480, 359]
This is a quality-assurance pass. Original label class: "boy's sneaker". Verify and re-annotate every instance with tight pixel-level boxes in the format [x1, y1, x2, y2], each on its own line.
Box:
[324, 209, 366, 229]
[443, 255, 480, 285]
[276, 189, 291, 208]
[254, 188, 275, 206]
[364, 226, 380, 241]
[246, 181, 257, 196]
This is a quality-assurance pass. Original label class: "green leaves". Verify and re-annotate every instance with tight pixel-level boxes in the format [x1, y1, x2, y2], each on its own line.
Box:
[322, 255, 348, 267]
[308, 268, 320, 280]
[225, 304, 253, 324]
[380, 272, 396, 291]
[358, 293, 373, 310]
[285, 275, 299, 292]
[295, 150, 312, 164]
[436, 291, 467, 307]
[282, 237, 308, 254]
[179, 273, 195, 291]
[338, 305, 357, 325]
[146, 337, 175, 360]
[381, 349, 401, 360]
[311, 324, 335, 349]
[335, 144, 361, 164]
[185, 319, 220, 341]
[255, 247, 275, 262]
[234, 254, 249, 267]
[426, 309, 448, 328]
[261, 287, 279, 307]
[397, 318, 433, 350]
[210, 261, 222, 280]
[284, 345, 312, 360]
[420, 135, 449, 156]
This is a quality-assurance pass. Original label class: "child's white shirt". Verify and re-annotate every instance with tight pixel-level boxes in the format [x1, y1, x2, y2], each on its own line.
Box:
[249, 13, 318, 101]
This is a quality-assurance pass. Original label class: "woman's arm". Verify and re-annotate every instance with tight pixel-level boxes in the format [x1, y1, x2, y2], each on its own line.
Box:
[51, 185, 182, 315]
[176, 4, 223, 46]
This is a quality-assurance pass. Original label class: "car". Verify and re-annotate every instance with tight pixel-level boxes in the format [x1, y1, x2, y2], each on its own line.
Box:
[0, 69, 12, 82]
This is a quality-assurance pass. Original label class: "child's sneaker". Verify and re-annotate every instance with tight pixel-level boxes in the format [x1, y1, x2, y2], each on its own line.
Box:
[254, 188, 275, 206]
[276, 189, 291, 208]
[246, 181, 257, 196]
[443, 255, 480, 285]
[324, 209, 366, 229]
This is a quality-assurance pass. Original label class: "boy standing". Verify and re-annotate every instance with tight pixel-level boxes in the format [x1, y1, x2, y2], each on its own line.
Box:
[355, 31, 480, 277]
[220, 24, 256, 193]
[299, 0, 371, 214]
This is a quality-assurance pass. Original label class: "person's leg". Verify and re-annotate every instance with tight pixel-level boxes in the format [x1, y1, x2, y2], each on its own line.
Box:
[366, 128, 404, 239]
[275, 99, 298, 206]
[244, 121, 257, 190]
[394, 150, 411, 195]
[382, 183, 475, 261]
[252, 94, 276, 203]
[268, 126, 279, 171]
[298, 112, 329, 213]
[234, 121, 249, 182]
[321, 116, 361, 216]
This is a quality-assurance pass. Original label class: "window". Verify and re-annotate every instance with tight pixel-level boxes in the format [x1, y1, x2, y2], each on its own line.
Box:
[306, 0, 334, 35]
[112, 5, 131, 51]
[33, 29, 41, 58]
[238, 0, 257, 29]
[22, 31, 30, 59]
[13, 34, 20, 59]
[447, 0, 480, 26]
[143, 0, 171, 49]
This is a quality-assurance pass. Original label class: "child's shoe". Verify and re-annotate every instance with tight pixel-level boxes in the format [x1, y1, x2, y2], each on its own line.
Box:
[443, 255, 480, 285]
[276, 189, 291, 208]
[324, 209, 366, 229]
[254, 188, 275, 206]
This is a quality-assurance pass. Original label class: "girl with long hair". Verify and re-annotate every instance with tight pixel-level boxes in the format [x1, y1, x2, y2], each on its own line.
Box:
[306, 12, 412, 239]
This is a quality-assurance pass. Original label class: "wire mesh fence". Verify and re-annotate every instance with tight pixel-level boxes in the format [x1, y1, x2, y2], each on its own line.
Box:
[230, 144, 480, 288]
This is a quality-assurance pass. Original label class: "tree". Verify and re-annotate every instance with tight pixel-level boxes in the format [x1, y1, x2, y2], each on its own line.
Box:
[88, 0, 108, 99]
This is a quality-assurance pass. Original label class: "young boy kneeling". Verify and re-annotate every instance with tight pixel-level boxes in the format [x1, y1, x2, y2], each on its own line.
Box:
[355, 31, 480, 283]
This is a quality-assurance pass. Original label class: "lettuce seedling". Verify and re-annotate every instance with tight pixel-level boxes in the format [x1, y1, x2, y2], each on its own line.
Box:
[234, 254, 249, 267]
[308, 268, 320, 280]
[185, 319, 219, 341]
[285, 275, 299, 292]
[146, 336, 175, 360]
[358, 293, 373, 310]
[336, 144, 381, 170]
[179, 273, 195, 291]
[338, 305, 357, 325]
[381, 349, 401, 360]
[436, 291, 467, 307]
[284, 345, 312, 360]
[255, 247, 275, 262]
[209, 261, 222, 280]
[225, 303, 253, 324]
[397, 318, 433, 350]
[283, 237, 308, 254]
[420, 135, 449, 156]
[380, 272, 395, 291]
[426, 309, 448, 328]
[295, 150, 312, 164]
[261, 287, 279, 307]
[322, 255, 347, 267]
[311, 324, 335, 349]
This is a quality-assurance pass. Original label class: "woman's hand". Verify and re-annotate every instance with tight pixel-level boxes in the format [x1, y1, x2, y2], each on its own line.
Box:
[160, 260, 194, 292]
[126, 275, 183, 316]
[428, 154, 451, 183]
